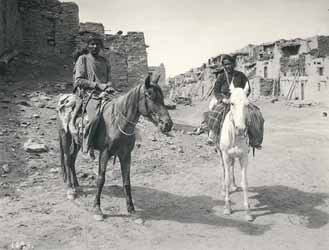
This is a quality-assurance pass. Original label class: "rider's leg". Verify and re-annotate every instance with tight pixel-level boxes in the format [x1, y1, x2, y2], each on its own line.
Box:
[82, 99, 100, 157]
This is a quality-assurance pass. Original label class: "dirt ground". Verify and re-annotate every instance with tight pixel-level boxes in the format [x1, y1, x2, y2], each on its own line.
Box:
[0, 78, 329, 250]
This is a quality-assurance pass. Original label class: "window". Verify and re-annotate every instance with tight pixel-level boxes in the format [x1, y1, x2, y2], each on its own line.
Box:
[264, 66, 268, 78]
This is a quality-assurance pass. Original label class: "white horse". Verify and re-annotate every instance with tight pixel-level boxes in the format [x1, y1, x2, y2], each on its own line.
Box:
[217, 82, 253, 221]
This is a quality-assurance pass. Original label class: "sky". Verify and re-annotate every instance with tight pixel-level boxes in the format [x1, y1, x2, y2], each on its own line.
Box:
[72, 0, 329, 77]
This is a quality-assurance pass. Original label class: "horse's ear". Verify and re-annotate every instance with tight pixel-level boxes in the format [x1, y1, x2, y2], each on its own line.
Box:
[145, 73, 151, 89]
[152, 74, 161, 85]
[244, 81, 250, 95]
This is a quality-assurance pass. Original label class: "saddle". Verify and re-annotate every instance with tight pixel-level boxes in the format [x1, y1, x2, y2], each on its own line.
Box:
[69, 89, 117, 148]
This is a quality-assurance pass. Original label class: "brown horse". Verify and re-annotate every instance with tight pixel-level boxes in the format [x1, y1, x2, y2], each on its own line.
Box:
[57, 75, 173, 220]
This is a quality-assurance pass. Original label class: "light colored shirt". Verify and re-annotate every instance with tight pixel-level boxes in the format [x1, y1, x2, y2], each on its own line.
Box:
[74, 53, 111, 90]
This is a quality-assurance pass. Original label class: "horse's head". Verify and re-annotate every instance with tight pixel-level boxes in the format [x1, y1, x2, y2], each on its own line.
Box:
[229, 82, 249, 136]
[138, 74, 173, 133]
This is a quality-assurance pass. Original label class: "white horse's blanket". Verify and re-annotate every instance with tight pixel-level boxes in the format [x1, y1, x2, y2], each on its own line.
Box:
[57, 94, 76, 133]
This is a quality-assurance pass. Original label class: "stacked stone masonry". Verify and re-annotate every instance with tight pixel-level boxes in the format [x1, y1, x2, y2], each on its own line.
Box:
[1, 0, 149, 90]
[0, 0, 79, 61]
[172, 35, 329, 104]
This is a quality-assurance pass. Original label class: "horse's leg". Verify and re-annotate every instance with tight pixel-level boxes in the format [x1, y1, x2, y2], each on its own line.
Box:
[59, 130, 67, 183]
[59, 129, 76, 200]
[230, 159, 238, 192]
[217, 149, 226, 198]
[70, 143, 81, 192]
[93, 148, 110, 221]
[239, 155, 253, 221]
[119, 152, 135, 214]
[222, 152, 232, 215]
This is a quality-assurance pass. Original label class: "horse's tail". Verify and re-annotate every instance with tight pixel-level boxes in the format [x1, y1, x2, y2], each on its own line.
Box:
[58, 125, 67, 183]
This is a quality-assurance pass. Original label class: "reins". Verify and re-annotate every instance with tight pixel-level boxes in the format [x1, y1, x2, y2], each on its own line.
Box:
[114, 84, 149, 136]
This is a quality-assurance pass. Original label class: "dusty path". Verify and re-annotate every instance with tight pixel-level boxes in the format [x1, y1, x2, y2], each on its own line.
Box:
[0, 82, 329, 250]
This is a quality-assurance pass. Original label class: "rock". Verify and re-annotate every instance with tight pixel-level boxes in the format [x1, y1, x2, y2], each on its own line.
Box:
[1, 99, 11, 104]
[15, 100, 32, 107]
[164, 99, 176, 110]
[2, 164, 10, 173]
[50, 168, 59, 173]
[33, 114, 40, 119]
[35, 102, 46, 108]
[134, 218, 144, 225]
[23, 139, 49, 153]
[50, 115, 57, 121]
[80, 173, 89, 179]
[39, 95, 51, 101]
[20, 122, 31, 128]
[178, 146, 184, 153]
[322, 111, 327, 117]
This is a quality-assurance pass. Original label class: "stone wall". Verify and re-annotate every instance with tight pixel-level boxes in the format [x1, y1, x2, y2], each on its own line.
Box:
[103, 32, 148, 90]
[18, 0, 79, 59]
[318, 36, 329, 57]
[126, 32, 148, 87]
[0, 0, 22, 57]
[80, 22, 104, 35]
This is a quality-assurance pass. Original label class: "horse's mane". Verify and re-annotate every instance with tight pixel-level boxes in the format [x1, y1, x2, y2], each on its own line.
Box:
[102, 82, 165, 126]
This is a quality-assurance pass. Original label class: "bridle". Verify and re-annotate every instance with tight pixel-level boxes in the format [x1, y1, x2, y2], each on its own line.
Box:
[228, 105, 249, 141]
[117, 84, 153, 136]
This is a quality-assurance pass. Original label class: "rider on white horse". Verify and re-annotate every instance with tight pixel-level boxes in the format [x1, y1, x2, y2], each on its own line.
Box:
[207, 54, 250, 144]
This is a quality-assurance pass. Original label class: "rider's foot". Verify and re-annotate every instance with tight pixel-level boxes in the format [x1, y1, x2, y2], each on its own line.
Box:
[205, 139, 214, 146]
[89, 147, 96, 160]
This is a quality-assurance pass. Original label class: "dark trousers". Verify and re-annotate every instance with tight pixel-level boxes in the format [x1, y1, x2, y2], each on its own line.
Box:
[82, 98, 101, 153]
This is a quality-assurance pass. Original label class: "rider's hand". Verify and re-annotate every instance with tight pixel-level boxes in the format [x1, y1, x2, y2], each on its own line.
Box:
[222, 98, 230, 104]
[105, 86, 116, 93]
[96, 83, 108, 91]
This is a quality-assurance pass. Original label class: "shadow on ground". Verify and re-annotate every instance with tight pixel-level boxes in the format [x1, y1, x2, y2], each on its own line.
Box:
[250, 185, 329, 228]
[81, 184, 272, 236]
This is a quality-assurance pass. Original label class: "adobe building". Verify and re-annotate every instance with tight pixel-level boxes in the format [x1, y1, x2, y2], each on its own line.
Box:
[0, 0, 150, 91]
[76, 24, 148, 90]
[172, 35, 329, 105]
[0, 0, 79, 73]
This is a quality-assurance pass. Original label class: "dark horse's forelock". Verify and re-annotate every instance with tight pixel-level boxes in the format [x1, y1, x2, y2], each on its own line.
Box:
[149, 83, 165, 105]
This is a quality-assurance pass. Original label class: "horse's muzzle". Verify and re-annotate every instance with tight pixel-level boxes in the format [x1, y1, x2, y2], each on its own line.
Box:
[159, 117, 173, 133]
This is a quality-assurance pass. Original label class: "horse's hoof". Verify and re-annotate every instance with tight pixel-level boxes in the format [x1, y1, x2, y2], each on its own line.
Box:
[223, 208, 232, 215]
[66, 190, 76, 200]
[93, 214, 104, 221]
[245, 213, 253, 222]
[133, 217, 144, 225]
[230, 185, 239, 192]
[128, 208, 136, 214]
[74, 186, 83, 193]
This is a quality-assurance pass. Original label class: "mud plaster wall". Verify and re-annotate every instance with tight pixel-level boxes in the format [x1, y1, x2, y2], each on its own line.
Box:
[104, 32, 148, 90]
[318, 36, 329, 57]
[0, 0, 22, 56]
[19, 0, 79, 59]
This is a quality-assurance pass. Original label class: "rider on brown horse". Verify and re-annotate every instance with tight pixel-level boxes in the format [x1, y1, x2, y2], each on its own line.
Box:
[70, 32, 115, 159]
